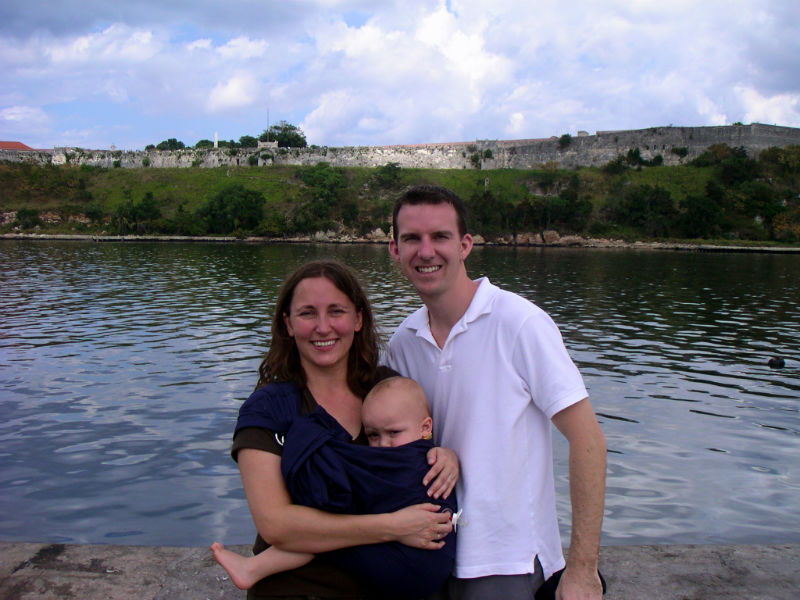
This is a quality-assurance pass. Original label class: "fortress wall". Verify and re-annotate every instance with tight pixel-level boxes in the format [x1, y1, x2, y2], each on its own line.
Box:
[0, 149, 55, 164]
[2, 124, 799, 171]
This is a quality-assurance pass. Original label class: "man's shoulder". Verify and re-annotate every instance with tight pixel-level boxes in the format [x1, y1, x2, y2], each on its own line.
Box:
[483, 283, 547, 322]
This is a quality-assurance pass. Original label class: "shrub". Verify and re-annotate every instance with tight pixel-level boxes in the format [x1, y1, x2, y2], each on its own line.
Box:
[15, 208, 42, 229]
[197, 184, 265, 233]
[259, 121, 308, 148]
[602, 155, 628, 175]
[113, 191, 162, 233]
[373, 162, 401, 188]
[155, 138, 185, 151]
[558, 134, 573, 150]
[603, 184, 677, 237]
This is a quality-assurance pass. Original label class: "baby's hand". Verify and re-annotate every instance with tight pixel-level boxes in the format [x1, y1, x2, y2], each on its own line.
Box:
[423, 446, 459, 499]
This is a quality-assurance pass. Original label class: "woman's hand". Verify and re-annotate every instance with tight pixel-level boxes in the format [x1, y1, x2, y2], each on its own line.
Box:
[392, 503, 453, 549]
[423, 446, 459, 500]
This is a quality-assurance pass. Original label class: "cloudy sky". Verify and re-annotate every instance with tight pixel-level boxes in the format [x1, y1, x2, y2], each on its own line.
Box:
[1, 0, 798, 150]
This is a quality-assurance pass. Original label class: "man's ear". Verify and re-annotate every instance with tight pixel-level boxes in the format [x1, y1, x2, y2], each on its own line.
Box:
[388, 238, 399, 261]
[460, 233, 473, 261]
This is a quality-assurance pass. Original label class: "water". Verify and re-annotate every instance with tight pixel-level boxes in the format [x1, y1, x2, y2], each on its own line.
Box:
[1, 240, 798, 547]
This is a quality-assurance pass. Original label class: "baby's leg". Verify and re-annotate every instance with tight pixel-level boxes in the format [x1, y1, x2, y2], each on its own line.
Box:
[210, 542, 313, 590]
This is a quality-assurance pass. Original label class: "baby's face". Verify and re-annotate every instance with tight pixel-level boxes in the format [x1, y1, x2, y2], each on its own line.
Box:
[362, 392, 430, 448]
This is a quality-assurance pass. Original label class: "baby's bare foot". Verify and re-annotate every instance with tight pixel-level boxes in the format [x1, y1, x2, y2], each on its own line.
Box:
[210, 542, 258, 590]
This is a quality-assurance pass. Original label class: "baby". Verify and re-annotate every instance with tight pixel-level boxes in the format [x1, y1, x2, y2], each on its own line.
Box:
[211, 376, 455, 592]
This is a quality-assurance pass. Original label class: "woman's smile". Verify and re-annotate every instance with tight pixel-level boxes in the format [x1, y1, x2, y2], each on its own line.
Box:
[284, 276, 362, 373]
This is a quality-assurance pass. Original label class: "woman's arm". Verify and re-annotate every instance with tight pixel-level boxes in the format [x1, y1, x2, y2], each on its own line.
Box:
[238, 448, 453, 554]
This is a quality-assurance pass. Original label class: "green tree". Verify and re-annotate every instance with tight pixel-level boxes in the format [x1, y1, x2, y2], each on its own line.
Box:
[558, 134, 572, 150]
[291, 162, 348, 231]
[15, 208, 42, 229]
[239, 135, 258, 148]
[677, 194, 723, 239]
[557, 176, 592, 232]
[260, 121, 308, 148]
[602, 155, 628, 175]
[195, 139, 214, 149]
[113, 191, 162, 234]
[737, 181, 784, 238]
[468, 188, 506, 235]
[169, 203, 206, 235]
[604, 184, 677, 237]
[373, 162, 402, 188]
[155, 138, 186, 151]
[198, 184, 265, 233]
[720, 152, 759, 187]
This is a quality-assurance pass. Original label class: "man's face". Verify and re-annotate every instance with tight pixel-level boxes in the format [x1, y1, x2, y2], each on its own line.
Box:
[389, 202, 472, 300]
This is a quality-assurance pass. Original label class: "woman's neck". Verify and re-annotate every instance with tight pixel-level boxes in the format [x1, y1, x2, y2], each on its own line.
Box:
[304, 366, 363, 439]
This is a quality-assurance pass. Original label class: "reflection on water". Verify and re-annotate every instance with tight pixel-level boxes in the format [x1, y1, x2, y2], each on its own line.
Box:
[1, 241, 798, 547]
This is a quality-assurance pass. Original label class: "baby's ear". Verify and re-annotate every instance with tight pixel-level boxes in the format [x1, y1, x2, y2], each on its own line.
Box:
[421, 416, 433, 439]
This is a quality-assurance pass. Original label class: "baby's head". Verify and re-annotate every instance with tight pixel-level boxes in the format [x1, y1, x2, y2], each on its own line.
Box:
[362, 376, 432, 448]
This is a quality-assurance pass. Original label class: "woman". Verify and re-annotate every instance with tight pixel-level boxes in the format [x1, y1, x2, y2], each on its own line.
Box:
[231, 259, 456, 599]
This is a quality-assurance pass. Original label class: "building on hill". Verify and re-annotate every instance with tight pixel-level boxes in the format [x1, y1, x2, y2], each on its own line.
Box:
[0, 141, 34, 151]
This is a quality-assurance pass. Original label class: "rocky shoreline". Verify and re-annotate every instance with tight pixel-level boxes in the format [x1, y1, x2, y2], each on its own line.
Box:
[2, 230, 799, 253]
[2, 541, 799, 599]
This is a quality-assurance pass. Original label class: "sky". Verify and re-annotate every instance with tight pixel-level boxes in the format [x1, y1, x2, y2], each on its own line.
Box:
[1, 0, 799, 150]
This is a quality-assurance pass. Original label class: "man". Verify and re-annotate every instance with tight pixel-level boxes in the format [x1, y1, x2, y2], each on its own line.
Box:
[387, 185, 606, 600]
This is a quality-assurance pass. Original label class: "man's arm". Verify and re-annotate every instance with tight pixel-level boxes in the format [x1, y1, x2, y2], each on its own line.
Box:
[552, 398, 606, 600]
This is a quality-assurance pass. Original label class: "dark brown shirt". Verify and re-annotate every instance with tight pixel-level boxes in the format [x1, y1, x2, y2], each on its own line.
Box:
[232, 367, 397, 599]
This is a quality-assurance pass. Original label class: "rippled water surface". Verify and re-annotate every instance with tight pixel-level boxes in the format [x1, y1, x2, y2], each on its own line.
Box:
[1, 240, 798, 546]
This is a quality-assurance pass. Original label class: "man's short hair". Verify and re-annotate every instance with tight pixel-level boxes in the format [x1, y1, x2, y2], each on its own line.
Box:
[392, 185, 468, 242]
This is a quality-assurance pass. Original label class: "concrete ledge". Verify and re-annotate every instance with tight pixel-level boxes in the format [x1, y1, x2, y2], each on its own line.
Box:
[1, 542, 798, 599]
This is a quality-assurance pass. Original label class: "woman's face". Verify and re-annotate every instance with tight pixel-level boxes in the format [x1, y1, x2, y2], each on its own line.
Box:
[284, 276, 363, 375]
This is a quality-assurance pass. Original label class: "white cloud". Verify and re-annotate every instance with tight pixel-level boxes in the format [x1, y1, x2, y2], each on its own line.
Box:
[46, 24, 161, 64]
[2, 0, 799, 148]
[1, 105, 47, 123]
[0, 105, 52, 144]
[505, 112, 525, 136]
[187, 38, 212, 51]
[736, 86, 800, 126]
[207, 75, 259, 112]
[217, 36, 268, 60]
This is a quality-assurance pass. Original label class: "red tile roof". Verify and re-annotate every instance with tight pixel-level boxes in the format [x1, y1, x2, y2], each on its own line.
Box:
[0, 141, 34, 150]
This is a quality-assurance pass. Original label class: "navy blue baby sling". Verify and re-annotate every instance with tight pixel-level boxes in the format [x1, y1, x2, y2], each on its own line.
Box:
[236, 382, 457, 598]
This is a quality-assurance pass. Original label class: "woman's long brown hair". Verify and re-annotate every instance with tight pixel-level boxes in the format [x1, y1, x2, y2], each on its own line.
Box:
[256, 259, 380, 398]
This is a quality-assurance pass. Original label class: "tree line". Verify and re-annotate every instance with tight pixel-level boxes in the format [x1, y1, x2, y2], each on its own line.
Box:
[144, 121, 308, 152]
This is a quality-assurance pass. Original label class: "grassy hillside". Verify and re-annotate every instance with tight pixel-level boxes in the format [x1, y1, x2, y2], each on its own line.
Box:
[1, 144, 799, 243]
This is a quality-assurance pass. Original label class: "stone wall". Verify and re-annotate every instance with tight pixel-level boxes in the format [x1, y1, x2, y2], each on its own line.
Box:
[2, 123, 799, 171]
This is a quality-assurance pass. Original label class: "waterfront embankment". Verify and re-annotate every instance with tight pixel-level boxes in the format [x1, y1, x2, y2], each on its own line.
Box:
[2, 232, 800, 253]
[1, 541, 797, 599]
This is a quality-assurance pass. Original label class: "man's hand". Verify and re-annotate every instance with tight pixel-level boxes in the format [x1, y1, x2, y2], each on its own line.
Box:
[423, 446, 459, 499]
[555, 566, 603, 600]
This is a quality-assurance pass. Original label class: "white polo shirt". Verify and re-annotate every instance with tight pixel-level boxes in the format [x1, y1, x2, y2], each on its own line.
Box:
[387, 278, 587, 580]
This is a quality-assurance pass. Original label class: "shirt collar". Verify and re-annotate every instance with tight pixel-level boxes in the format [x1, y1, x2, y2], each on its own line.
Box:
[405, 277, 498, 336]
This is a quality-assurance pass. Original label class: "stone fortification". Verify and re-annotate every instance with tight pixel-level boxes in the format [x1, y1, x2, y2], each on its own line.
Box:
[2, 123, 799, 171]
